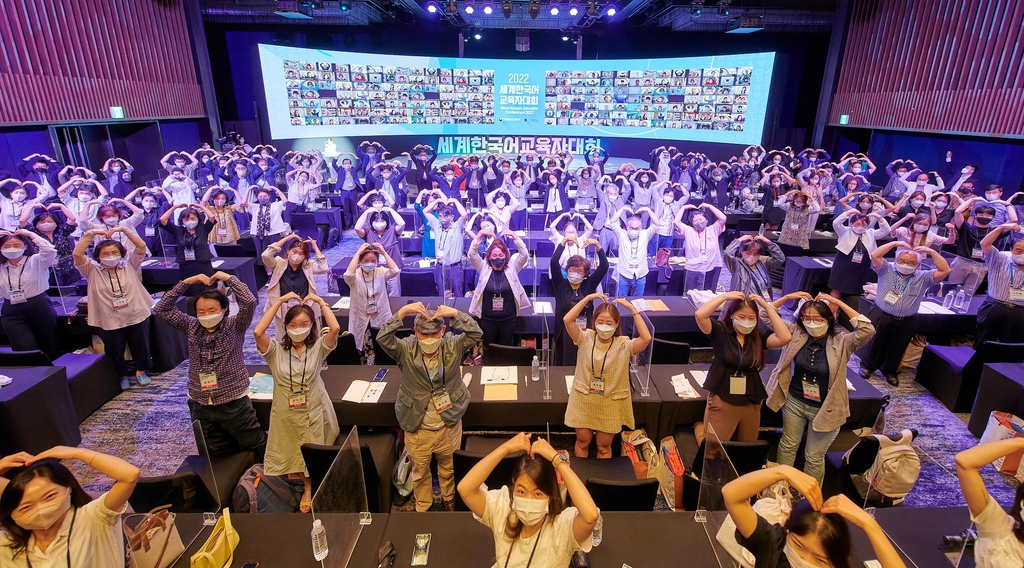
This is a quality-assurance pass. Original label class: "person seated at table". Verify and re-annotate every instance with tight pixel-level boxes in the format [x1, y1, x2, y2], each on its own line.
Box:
[457, 433, 598, 568]
[776, 189, 821, 249]
[675, 202, 727, 293]
[956, 438, 1024, 566]
[155, 272, 267, 462]
[25, 205, 79, 287]
[769, 294, 875, 483]
[0, 229, 58, 359]
[696, 292, 790, 445]
[563, 295, 652, 458]
[724, 465, 906, 568]
[423, 198, 469, 298]
[344, 243, 400, 364]
[468, 229, 531, 347]
[548, 212, 594, 278]
[201, 187, 242, 246]
[254, 291, 341, 513]
[377, 303, 482, 512]
[0, 446, 140, 567]
[484, 188, 519, 233]
[263, 233, 329, 341]
[723, 235, 786, 324]
[73, 227, 154, 390]
[551, 237, 608, 367]
[829, 209, 891, 303]
[974, 221, 1024, 348]
[612, 206, 658, 297]
[242, 187, 289, 272]
[859, 241, 949, 386]
[159, 203, 218, 295]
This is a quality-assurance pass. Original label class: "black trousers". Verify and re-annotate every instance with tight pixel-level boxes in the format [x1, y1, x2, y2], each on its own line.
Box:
[975, 298, 1024, 349]
[862, 306, 918, 376]
[97, 317, 153, 377]
[480, 316, 516, 347]
[188, 397, 267, 462]
[1, 293, 58, 359]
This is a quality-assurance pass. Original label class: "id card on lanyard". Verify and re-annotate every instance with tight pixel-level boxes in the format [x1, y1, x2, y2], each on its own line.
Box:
[289, 347, 309, 410]
[590, 339, 610, 395]
[424, 355, 453, 412]
[730, 339, 747, 395]
[107, 269, 129, 310]
[884, 274, 912, 305]
[1010, 265, 1024, 302]
[6, 262, 26, 304]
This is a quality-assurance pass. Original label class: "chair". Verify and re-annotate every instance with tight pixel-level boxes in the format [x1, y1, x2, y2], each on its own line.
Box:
[651, 338, 691, 364]
[400, 271, 440, 296]
[585, 478, 659, 511]
[736, 218, 763, 232]
[452, 449, 524, 511]
[682, 438, 771, 511]
[662, 270, 686, 297]
[483, 344, 537, 366]
[0, 347, 120, 423]
[917, 341, 1024, 412]
[535, 240, 555, 258]
[326, 332, 363, 365]
[289, 211, 324, 246]
[128, 471, 219, 514]
[300, 428, 397, 513]
[175, 452, 255, 511]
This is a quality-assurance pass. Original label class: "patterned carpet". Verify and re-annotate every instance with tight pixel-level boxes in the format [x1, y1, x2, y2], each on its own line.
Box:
[66, 229, 1018, 511]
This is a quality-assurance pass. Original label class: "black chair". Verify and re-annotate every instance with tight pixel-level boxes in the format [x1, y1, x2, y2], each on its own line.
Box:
[128, 472, 219, 514]
[452, 449, 524, 511]
[662, 270, 686, 297]
[585, 478, 659, 511]
[736, 218, 763, 232]
[400, 271, 440, 296]
[917, 341, 1024, 412]
[326, 332, 362, 365]
[682, 439, 771, 511]
[483, 344, 537, 366]
[0, 347, 120, 423]
[175, 452, 254, 511]
[301, 428, 397, 513]
[650, 338, 691, 364]
[535, 240, 555, 257]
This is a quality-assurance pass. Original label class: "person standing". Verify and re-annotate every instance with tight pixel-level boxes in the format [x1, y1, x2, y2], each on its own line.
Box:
[262, 234, 329, 340]
[154, 271, 267, 461]
[611, 207, 658, 296]
[376, 303, 482, 511]
[159, 204, 218, 295]
[674, 202, 727, 292]
[550, 237, 608, 366]
[974, 222, 1024, 347]
[0, 229, 58, 358]
[468, 229, 531, 347]
[828, 210, 891, 301]
[423, 199, 469, 298]
[343, 243, 400, 364]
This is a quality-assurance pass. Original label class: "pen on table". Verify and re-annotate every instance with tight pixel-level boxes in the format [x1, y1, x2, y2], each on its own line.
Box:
[524, 374, 528, 388]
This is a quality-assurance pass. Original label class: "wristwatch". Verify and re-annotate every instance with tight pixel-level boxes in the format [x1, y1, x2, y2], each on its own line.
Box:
[551, 453, 569, 468]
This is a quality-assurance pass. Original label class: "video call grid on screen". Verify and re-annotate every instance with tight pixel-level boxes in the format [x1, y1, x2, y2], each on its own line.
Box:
[260, 44, 775, 144]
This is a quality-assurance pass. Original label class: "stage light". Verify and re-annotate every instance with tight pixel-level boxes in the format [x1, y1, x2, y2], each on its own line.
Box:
[550, 2, 560, 15]
[562, 33, 569, 40]
[605, 3, 616, 15]
[568, 2, 578, 14]
[528, 0, 540, 19]
[690, 0, 702, 16]
[427, 1, 437, 12]
[474, 30, 482, 39]
[502, 0, 512, 17]
[464, 0, 475, 13]
[339, 0, 351, 10]
[483, 1, 493, 13]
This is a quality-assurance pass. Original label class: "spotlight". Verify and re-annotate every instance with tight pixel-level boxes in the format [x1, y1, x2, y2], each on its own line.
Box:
[568, 1, 578, 14]
[483, 1, 493, 13]
[690, 0, 702, 16]
[528, 0, 540, 18]
[427, 2, 437, 12]
[502, 0, 512, 17]
[717, 0, 729, 16]
[605, 3, 615, 15]
[562, 33, 569, 40]
[550, 2, 559, 15]
[464, 0, 474, 13]
[340, 0, 351, 10]
[474, 30, 482, 39]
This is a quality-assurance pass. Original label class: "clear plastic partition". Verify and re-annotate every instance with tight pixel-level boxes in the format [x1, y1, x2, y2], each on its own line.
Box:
[541, 290, 552, 400]
[191, 420, 222, 514]
[312, 426, 370, 568]
[697, 423, 741, 568]
[630, 311, 654, 397]
[50, 267, 80, 319]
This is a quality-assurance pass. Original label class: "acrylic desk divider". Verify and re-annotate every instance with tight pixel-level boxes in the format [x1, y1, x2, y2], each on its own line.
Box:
[541, 292, 551, 400]
[697, 423, 741, 568]
[633, 311, 654, 397]
[190, 419, 222, 525]
[311, 425, 370, 568]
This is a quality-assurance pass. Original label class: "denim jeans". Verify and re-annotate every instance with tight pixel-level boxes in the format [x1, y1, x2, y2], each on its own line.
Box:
[777, 395, 841, 485]
[647, 233, 675, 256]
[617, 274, 647, 297]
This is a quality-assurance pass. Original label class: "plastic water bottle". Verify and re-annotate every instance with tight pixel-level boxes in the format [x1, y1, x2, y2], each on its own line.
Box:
[531, 356, 540, 382]
[592, 514, 603, 547]
[942, 287, 955, 309]
[758, 223, 765, 236]
[953, 286, 966, 312]
[311, 519, 329, 561]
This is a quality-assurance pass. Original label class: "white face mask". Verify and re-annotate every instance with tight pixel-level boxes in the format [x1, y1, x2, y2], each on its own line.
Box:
[961, 167, 970, 174]
[663, 195, 674, 204]
[911, 200, 924, 208]
[100, 256, 121, 268]
[627, 229, 639, 240]
[567, 272, 584, 284]
[12, 488, 72, 531]
[783, 542, 820, 568]
[372, 221, 387, 231]
[103, 216, 119, 226]
[913, 223, 929, 233]
[858, 202, 872, 211]
[142, 202, 156, 211]
[183, 220, 198, 229]
[693, 219, 708, 229]
[935, 201, 947, 210]
[418, 336, 441, 354]
[916, 180, 927, 186]
[733, 319, 757, 335]
[595, 324, 616, 339]
[1013, 253, 1024, 265]
[287, 326, 311, 343]
[38, 222, 57, 232]
[495, 200, 506, 208]
[742, 254, 759, 266]
[851, 226, 867, 235]
[803, 320, 828, 337]
[895, 262, 917, 275]
[198, 311, 225, 329]
[288, 253, 305, 265]
[512, 495, 549, 526]
[360, 262, 377, 273]
[987, 193, 1001, 201]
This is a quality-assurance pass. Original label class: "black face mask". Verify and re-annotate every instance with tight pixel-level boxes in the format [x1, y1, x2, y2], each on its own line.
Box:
[976, 218, 993, 226]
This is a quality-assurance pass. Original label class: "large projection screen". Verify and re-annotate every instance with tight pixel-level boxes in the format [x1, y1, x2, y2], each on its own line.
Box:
[259, 44, 775, 144]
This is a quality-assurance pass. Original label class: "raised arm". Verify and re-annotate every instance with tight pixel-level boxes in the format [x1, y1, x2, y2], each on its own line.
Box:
[563, 293, 606, 343]
[723, 465, 823, 539]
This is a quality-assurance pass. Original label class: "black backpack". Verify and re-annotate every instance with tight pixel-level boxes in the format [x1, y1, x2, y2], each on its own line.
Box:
[231, 464, 304, 513]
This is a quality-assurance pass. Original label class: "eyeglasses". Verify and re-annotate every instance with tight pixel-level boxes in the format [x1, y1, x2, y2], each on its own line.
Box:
[801, 318, 826, 325]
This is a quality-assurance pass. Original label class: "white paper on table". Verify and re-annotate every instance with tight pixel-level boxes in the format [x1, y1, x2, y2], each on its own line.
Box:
[813, 258, 834, 268]
[141, 260, 160, 267]
[631, 299, 651, 312]
[565, 375, 574, 394]
[401, 231, 414, 238]
[533, 301, 553, 314]
[462, 372, 473, 387]
[342, 380, 387, 403]
[480, 366, 518, 385]
[514, 230, 526, 237]
[332, 297, 351, 310]
[361, 382, 387, 403]
[919, 302, 952, 315]
[211, 260, 225, 268]
[846, 379, 856, 392]
[670, 373, 699, 399]
[418, 259, 432, 268]
[689, 370, 708, 388]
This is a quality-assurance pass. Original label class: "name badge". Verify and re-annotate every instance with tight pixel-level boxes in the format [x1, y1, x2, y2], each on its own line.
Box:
[1010, 287, 1024, 302]
[289, 393, 308, 409]
[184, 248, 196, 261]
[729, 374, 746, 395]
[575, 316, 588, 331]
[972, 246, 983, 259]
[850, 251, 864, 264]
[145, 227, 156, 236]
[366, 301, 378, 315]
[791, 223, 800, 231]
[802, 379, 821, 402]
[112, 294, 129, 310]
[699, 251, 708, 262]
[199, 371, 218, 391]
[491, 295, 504, 311]
[9, 291, 26, 305]
[206, 174, 214, 182]
[218, 226, 228, 236]
[589, 377, 605, 395]
[432, 389, 453, 413]
[883, 291, 901, 305]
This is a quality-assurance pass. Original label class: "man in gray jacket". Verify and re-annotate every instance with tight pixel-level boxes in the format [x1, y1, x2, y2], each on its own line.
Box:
[377, 302, 483, 511]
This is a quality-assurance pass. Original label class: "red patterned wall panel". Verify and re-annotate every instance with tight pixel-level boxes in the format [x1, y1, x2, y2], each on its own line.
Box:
[829, 0, 1024, 137]
[0, 0, 205, 124]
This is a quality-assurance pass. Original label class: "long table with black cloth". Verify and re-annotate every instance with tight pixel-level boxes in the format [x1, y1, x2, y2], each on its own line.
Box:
[140, 256, 260, 298]
[169, 506, 960, 567]
[246, 363, 886, 444]
[0, 366, 81, 455]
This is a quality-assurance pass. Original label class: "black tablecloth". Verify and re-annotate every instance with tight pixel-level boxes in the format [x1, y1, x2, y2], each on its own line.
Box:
[651, 363, 886, 442]
[0, 366, 81, 454]
[874, 507, 975, 568]
[742, 229, 843, 254]
[853, 295, 984, 341]
[781, 256, 840, 307]
[399, 231, 550, 255]
[141, 256, 259, 298]
[969, 362, 1024, 437]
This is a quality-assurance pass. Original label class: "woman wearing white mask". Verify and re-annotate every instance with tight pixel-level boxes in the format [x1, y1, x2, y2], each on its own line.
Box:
[343, 243, 400, 364]
[776, 190, 821, 249]
[457, 433, 599, 568]
[263, 233, 329, 341]
[159, 203, 218, 294]
[78, 201, 146, 256]
[696, 291, 791, 444]
[25, 206, 78, 287]
[723, 235, 786, 319]
[724, 465, 905, 568]
[563, 295, 652, 459]
[355, 202, 405, 295]
[551, 237, 608, 366]
[828, 210, 891, 302]
[468, 230, 531, 347]
[0, 180, 43, 232]
[254, 291, 341, 513]
[201, 187, 242, 245]
[0, 446, 139, 568]
[484, 188, 520, 233]
[956, 439, 1024, 567]
[768, 294, 876, 483]
[0, 229, 58, 358]
[73, 227, 154, 390]
[548, 212, 594, 277]
[891, 211, 954, 250]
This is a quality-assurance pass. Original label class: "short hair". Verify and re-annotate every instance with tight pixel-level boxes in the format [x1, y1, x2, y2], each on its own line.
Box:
[738, 240, 763, 256]
[849, 212, 870, 225]
[92, 239, 126, 261]
[286, 239, 310, 258]
[414, 313, 445, 334]
[484, 239, 510, 260]
[566, 255, 591, 276]
[196, 289, 229, 310]
[170, 167, 185, 175]
[797, 300, 836, 337]
[178, 207, 202, 224]
[975, 205, 996, 216]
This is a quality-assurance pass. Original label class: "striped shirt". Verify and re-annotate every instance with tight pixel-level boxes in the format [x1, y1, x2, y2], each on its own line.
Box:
[983, 248, 1024, 306]
[872, 262, 936, 318]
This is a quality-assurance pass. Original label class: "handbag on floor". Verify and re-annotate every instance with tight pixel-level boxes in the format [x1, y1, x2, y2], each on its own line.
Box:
[190, 509, 239, 568]
[123, 505, 186, 568]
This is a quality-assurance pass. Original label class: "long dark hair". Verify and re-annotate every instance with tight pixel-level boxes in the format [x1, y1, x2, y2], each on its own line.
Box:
[722, 298, 766, 370]
[502, 455, 566, 541]
[0, 234, 37, 265]
[783, 499, 852, 568]
[797, 300, 837, 338]
[281, 304, 318, 350]
[0, 460, 93, 558]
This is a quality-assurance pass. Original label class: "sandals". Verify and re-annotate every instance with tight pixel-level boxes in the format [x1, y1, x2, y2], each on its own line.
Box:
[300, 488, 312, 513]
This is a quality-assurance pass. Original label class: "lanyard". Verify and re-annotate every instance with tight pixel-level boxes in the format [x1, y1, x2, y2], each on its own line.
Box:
[26, 507, 76, 568]
[288, 345, 310, 393]
[1011, 264, 1024, 290]
[735, 335, 747, 375]
[889, 272, 913, 299]
[6, 260, 26, 293]
[503, 522, 543, 568]
[363, 270, 376, 304]
[183, 228, 198, 250]
[421, 353, 442, 394]
[591, 337, 611, 379]
[106, 268, 125, 297]
[438, 226, 453, 259]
